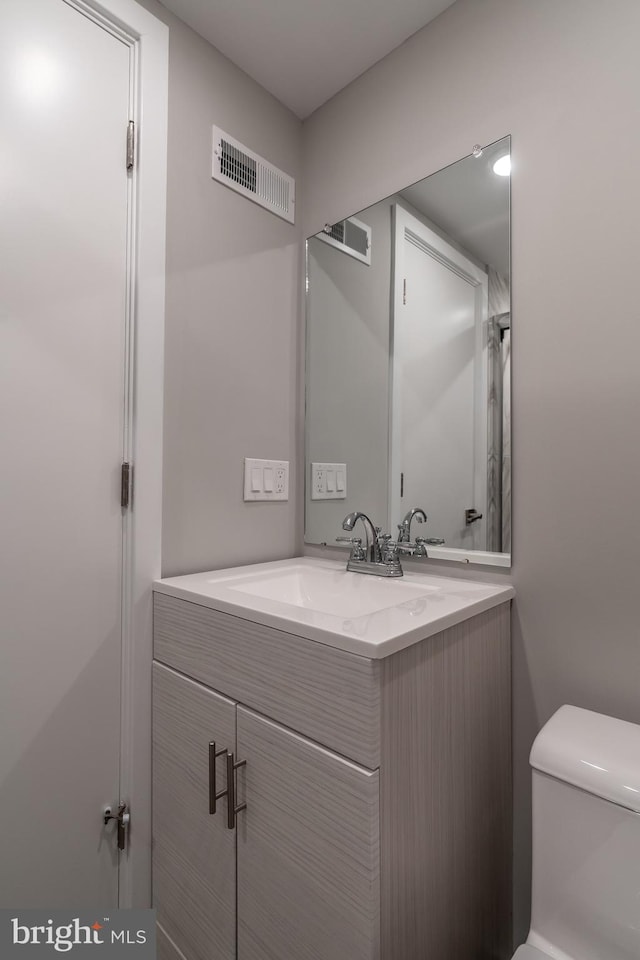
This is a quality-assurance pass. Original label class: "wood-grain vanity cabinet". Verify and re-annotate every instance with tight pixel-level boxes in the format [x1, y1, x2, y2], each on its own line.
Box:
[153, 592, 512, 960]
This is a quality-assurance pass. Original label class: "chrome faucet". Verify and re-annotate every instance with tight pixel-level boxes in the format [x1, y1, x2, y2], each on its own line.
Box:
[336, 509, 446, 577]
[337, 511, 402, 577]
[397, 506, 445, 556]
[397, 507, 427, 543]
[340, 511, 382, 562]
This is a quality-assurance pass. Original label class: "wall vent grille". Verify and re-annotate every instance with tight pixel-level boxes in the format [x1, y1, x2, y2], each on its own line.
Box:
[212, 126, 295, 223]
[317, 216, 371, 265]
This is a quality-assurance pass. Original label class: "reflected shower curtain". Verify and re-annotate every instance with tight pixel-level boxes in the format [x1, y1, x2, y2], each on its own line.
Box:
[501, 329, 511, 553]
[486, 314, 511, 553]
[486, 318, 502, 552]
[487, 267, 510, 553]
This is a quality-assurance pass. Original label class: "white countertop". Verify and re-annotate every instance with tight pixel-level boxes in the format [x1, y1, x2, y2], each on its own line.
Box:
[154, 557, 513, 658]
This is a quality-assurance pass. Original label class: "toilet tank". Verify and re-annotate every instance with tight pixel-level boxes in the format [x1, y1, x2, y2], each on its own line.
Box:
[528, 706, 640, 960]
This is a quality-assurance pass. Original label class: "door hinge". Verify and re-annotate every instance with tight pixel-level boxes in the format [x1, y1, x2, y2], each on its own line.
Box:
[403, 278, 407, 305]
[126, 120, 135, 171]
[400, 472, 404, 497]
[121, 462, 132, 509]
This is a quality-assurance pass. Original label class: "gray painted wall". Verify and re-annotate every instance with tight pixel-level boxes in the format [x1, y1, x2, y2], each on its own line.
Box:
[305, 202, 392, 544]
[139, 0, 303, 577]
[303, 0, 640, 945]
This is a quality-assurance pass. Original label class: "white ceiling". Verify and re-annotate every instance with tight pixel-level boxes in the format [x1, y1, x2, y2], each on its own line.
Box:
[159, 0, 458, 118]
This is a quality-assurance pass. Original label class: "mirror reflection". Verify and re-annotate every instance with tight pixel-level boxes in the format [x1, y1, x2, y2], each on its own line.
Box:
[305, 136, 511, 564]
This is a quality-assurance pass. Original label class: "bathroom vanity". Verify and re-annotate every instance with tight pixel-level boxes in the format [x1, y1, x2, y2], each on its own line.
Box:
[152, 558, 513, 960]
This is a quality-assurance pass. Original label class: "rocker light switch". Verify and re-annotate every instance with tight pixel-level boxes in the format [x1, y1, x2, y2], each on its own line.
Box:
[244, 458, 289, 501]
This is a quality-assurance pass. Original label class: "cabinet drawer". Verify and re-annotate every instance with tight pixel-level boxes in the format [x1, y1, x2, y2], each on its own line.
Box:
[154, 593, 381, 768]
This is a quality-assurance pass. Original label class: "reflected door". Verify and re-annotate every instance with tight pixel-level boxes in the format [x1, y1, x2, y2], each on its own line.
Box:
[391, 206, 488, 549]
[0, 0, 131, 906]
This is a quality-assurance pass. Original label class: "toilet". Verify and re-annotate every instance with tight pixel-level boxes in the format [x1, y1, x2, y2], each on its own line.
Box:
[513, 705, 640, 960]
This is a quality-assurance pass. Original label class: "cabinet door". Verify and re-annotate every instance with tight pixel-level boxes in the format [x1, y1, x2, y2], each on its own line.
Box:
[153, 663, 236, 960]
[237, 707, 380, 960]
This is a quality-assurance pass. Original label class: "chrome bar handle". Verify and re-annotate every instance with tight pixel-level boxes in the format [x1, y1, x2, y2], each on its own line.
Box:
[226, 751, 247, 830]
[208, 741, 228, 815]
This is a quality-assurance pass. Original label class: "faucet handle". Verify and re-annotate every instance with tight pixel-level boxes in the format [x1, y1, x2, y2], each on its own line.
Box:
[336, 536, 365, 561]
[379, 536, 400, 563]
[412, 536, 445, 558]
[377, 532, 394, 558]
[395, 541, 416, 555]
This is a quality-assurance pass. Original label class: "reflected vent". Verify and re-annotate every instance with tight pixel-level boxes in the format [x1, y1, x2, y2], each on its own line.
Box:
[326, 222, 345, 244]
[212, 126, 295, 223]
[318, 216, 371, 265]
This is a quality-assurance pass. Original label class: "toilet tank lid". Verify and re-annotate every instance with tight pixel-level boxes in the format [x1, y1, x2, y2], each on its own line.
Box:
[530, 705, 640, 813]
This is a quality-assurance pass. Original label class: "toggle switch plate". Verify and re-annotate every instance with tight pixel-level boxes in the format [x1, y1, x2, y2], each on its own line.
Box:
[244, 458, 289, 501]
[311, 463, 347, 500]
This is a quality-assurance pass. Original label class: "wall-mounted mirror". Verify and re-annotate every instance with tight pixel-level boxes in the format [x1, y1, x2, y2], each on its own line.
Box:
[305, 136, 511, 566]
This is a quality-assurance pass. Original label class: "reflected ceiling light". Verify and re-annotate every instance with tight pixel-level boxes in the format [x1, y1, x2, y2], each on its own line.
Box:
[581, 760, 607, 773]
[492, 154, 511, 177]
[16, 48, 61, 103]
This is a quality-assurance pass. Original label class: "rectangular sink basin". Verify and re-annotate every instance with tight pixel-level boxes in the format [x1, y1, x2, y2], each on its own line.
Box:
[225, 564, 439, 618]
[155, 558, 513, 658]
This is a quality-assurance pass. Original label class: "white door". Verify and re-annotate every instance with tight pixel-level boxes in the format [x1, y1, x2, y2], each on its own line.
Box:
[391, 206, 488, 549]
[0, 0, 131, 906]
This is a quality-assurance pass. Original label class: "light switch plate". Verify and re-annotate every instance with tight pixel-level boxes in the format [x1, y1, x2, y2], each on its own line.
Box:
[244, 458, 289, 501]
[311, 462, 347, 500]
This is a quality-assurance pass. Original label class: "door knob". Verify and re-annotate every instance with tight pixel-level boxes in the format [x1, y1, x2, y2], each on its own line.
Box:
[103, 802, 130, 851]
[465, 508, 483, 525]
